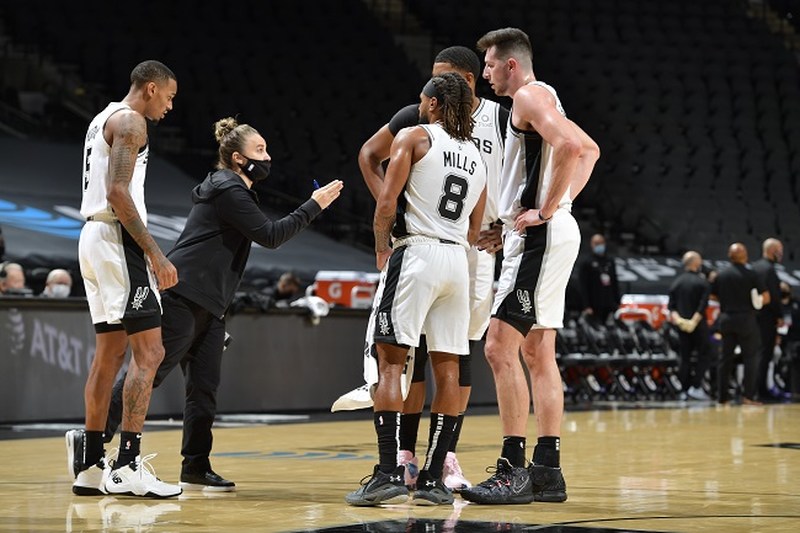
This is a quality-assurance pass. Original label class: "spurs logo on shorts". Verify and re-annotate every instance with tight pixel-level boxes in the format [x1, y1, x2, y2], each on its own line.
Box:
[516, 288, 532, 314]
[131, 287, 150, 310]
[378, 312, 391, 335]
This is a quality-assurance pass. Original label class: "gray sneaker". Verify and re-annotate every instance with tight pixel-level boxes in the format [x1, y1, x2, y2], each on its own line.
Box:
[345, 465, 408, 506]
[412, 472, 454, 505]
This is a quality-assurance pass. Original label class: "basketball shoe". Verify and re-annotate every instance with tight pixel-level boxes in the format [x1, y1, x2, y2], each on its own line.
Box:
[442, 451, 471, 491]
[397, 450, 419, 489]
[529, 463, 568, 502]
[460, 458, 534, 505]
[104, 454, 182, 498]
[345, 465, 408, 506]
[72, 457, 111, 496]
[65, 429, 85, 479]
[412, 471, 454, 505]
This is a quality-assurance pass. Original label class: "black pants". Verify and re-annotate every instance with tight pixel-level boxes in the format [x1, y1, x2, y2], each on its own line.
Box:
[718, 312, 761, 402]
[677, 321, 712, 389]
[756, 314, 778, 398]
[106, 291, 226, 472]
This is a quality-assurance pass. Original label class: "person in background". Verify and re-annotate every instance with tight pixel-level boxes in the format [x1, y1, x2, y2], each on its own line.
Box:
[710, 243, 769, 405]
[41, 268, 73, 298]
[668, 251, 712, 401]
[0, 262, 31, 296]
[579, 233, 620, 324]
[752, 238, 784, 401]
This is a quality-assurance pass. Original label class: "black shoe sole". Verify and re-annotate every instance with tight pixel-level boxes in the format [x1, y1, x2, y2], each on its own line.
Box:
[72, 486, 105, 496]
[533, 490, 567, 502]
[460, 491, 534, 505]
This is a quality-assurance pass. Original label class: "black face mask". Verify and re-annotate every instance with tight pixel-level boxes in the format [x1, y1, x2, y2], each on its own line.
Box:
[240, 157, 271, 182]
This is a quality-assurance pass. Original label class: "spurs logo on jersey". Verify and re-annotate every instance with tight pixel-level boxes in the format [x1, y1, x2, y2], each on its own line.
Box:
[80, 102, 150, 225]
[131, 287, 150, 310]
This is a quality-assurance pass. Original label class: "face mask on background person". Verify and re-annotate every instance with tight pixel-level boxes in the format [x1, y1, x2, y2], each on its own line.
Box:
[47, 284, 71, 298]
[593, 244, 606, 256]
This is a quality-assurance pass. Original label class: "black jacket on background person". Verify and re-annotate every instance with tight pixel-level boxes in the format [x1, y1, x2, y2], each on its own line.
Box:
[579, 253, 620, 318]
[752, 257, 782, 323]
[668, 271, 710, 319]
[168, 169, 322, 318]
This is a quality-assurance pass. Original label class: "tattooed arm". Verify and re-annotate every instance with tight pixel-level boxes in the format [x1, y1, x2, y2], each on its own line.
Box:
[105, 110, 178, 290]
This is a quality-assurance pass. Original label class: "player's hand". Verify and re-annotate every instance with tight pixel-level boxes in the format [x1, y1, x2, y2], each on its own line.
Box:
[311, 179, 344, 209]
[150, 253, 178, 290]
[376, 248, 392, 271]
[513, 209, 545, 233]
[476, 224, 503, 254]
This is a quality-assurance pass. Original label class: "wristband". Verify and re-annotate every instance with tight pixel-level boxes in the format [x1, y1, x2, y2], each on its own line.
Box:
[538, 210, 553, 222]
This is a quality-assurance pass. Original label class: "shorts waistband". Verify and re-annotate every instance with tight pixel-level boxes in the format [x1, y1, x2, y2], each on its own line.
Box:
[86, 212, 118, 223]
[393, 235, 459, 247]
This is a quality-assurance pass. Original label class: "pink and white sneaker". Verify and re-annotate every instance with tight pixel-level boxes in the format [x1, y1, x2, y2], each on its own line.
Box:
[442, 451, 471, 491]
[397, 450, 419, 489]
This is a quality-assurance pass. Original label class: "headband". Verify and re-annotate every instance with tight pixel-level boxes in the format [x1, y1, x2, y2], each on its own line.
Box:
[422, 78, 445, 102]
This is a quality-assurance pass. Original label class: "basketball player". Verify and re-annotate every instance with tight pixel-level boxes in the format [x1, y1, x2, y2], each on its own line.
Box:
[346, 72, 487, 506]
[335, 46, 508, 491]
[68, 60, 181, 498]
[461, 29, 600, 505]
[91, 118, 342, 492]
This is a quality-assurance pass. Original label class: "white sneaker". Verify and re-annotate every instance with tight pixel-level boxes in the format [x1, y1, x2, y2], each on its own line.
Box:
[442, 451, 472, 491]
[330, 384, 376, 412]
[687, 386, 711, 401]
[397, 449, 419, 488]
[65, 429, 85, 479]
[72, 458, 110, 496]
[104, 454, 182, 498]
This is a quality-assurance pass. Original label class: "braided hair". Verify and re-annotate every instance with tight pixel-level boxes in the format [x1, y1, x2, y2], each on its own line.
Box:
[428, 72, 474, 142]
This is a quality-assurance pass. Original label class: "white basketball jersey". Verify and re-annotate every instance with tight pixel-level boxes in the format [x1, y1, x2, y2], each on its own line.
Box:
[498, 81, 572, 227]
[470, 98, 506, 227]
[395, 123, 487, 248]
[80, 102, 149, 224]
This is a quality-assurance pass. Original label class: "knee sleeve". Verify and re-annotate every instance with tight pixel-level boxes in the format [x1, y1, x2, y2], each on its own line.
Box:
[412, 335, 430, 383]
[459, 351, 472, 387]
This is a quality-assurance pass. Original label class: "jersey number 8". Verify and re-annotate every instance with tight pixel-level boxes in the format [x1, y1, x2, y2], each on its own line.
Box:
[437, 174, 469, 221]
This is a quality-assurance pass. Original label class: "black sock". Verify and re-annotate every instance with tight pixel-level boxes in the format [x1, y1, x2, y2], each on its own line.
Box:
[447, 413, 465, 453]
[84, 430, 105, 469]
[421, 413, 458, 479]
[502, 436, 527, 467]
[533, 436, 560, 468]
[116, 431, 141, 469]
[374, 411, 400, 474]
[399, 412, 422, 455]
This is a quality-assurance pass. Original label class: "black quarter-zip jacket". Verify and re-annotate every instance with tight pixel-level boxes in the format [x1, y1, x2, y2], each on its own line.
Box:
[167, 169, 322, 318]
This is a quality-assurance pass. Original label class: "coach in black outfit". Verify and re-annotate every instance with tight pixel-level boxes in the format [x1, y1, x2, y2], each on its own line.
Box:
[710, 243, 769, 405]
[668, 251, 712, 400]
[752, 238, 784, 400]
[579, 233, 620, 323]
[104, 117, 343, 489]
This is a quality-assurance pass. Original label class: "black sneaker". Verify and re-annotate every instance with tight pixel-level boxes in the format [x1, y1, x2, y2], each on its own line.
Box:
[529, 464, 567, 502]
[65, 429, 85, 479]
[460, 458, 534, 505]
[412, 471, 454, 505]
[345, 465, 409, 506]
[180, 469, 236, 492]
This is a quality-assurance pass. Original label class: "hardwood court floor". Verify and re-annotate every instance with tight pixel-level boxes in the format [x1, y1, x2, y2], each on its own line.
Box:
[0, 403, 798, 532]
